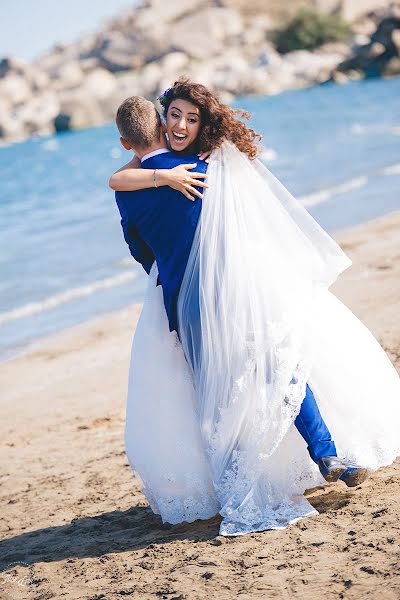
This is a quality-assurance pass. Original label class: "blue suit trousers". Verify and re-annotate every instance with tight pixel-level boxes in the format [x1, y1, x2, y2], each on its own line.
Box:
[295, 383, 337, 462]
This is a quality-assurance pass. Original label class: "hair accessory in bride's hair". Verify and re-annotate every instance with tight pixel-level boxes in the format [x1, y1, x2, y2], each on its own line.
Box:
[157, 87, 171, 107]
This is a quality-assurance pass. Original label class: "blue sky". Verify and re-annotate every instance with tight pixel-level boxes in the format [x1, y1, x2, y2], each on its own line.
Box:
[1, 0, 136, 62]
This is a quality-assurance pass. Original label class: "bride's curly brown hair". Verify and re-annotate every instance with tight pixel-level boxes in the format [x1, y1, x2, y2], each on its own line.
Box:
[159, 79, 263, 160]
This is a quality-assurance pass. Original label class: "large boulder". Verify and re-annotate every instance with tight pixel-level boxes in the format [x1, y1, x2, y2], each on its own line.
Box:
[86, 31, 139, 72]
[55, 89, 105, 131]
[340, 0, 394, 22]
[133, 0, 203, 29]
[261, 56, 307, 94]
[81, 68, 117, 99]
[111, 71, 143, 102]
[0, 57, 50, 100]
[159, 52, 189, 76]
[155, 52, 190, 94]
[168, 7, 243, 59]
[0, 56, 30, 79]
[79, 57, 102, 73]
[183, 61, 217, 92]
[29, 68, 50, 92]
[0, 115, 27, 142]
[137, 61, 163, 97]
[240, 15, 274, 48]
[103, 74, 143, 120]
[52, 67, 119, 131]
[83, 24, 171, 71]
[34, 51, 65, 79]
[49, 61, 85, 92]
[0, 72, 32, 106]
[14, 91, 60, 135]
[382, 55, 400, 75]
[209, 54, 268, 95]
[392, 27, 400, 50]
[284, 47, 348, 84]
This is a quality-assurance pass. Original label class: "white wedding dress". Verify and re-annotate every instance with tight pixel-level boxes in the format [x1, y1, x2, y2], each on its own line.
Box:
[124, 142, 400, 537]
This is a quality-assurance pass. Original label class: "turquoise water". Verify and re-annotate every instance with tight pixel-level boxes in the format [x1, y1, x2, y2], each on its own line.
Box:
[1, 77, 399, 359]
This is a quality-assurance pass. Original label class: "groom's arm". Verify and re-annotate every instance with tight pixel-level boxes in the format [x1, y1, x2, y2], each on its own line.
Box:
[115, 194, 155, 275]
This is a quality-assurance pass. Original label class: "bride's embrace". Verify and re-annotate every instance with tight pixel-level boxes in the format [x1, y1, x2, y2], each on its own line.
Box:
[110, 79, 400, 537]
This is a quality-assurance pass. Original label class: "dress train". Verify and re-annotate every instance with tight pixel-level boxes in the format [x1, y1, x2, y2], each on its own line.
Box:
[124, 262, 400, 535]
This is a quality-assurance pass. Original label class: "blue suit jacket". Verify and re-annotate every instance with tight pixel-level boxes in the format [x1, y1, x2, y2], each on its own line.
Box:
[115, 151, 207, 334]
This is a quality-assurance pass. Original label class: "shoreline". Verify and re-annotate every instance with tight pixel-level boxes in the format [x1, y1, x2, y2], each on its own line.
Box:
[1, 210, 400, 599]
[2, 207, 400, 367]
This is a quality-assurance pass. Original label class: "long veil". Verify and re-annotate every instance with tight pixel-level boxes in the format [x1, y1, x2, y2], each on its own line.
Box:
[177, 140, 352, 535]
[125, 140, 399, 536]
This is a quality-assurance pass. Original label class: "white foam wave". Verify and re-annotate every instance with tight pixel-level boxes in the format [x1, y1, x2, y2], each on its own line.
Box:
[300, 176, 368, 208]
[379, 163, 400, 176]
[118, 256, 133, 268]
[260, 147, 278, 162]
[0, 271, 137, 326]
[110, 147, 122, 159]
[41, 139, 60, 151]
[350, 123, 400, 136]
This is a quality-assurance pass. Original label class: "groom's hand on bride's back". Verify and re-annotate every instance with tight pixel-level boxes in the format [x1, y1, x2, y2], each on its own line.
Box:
[162, 163, 208, 202]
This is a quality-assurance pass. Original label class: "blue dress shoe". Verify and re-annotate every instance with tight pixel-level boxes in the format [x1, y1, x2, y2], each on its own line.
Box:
[318, 456, 369, 487]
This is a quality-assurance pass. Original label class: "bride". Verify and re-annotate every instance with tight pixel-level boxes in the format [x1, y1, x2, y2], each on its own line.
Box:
[110, 80, 400, 537]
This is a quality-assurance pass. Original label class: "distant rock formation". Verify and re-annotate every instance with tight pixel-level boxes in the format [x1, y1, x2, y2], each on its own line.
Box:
[334, 6, 400, 79]
[0, 0, 399, 145]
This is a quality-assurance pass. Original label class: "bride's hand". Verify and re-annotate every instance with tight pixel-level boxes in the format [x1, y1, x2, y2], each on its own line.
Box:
[198, 151, 211, 163]
[162, 163, 208, 202]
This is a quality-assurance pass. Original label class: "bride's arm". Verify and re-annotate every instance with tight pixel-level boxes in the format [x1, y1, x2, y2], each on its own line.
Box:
[108, 155, 150, 191]
[109, 159, 208, 201]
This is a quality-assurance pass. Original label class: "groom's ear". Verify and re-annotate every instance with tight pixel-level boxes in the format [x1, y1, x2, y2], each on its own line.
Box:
[120, 136, 132, 151]
[161, 122, 167, 134]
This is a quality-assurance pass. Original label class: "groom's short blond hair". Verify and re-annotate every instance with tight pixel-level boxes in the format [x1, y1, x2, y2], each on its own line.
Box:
[116, 96, 162, 150]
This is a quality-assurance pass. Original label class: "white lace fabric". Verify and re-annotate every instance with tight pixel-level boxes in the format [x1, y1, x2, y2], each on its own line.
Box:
[124, 142, 400, 536]
[125, 265, 219, 524]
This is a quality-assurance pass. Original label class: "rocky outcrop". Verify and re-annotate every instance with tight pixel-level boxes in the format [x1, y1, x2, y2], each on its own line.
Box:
[0, 0, 399, 145]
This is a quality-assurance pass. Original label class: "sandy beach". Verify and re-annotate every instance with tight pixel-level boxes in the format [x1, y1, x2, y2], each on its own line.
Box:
[1, 212, 399, 600]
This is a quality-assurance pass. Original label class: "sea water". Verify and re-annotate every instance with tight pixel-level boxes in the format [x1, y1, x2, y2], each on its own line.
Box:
[1, 76, 399, 359]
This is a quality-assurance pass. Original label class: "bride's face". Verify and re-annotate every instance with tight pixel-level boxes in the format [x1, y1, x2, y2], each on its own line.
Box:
[166, 99, 201, 152]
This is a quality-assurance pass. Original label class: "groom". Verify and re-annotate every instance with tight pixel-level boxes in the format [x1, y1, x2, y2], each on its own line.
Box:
[113, 95, 368, 487]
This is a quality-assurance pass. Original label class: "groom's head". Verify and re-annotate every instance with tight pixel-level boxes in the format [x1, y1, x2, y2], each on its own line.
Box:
[116, 96, 166, 157]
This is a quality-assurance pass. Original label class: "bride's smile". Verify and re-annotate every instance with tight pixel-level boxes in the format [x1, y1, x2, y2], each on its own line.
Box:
[166, 98, 201, 152]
